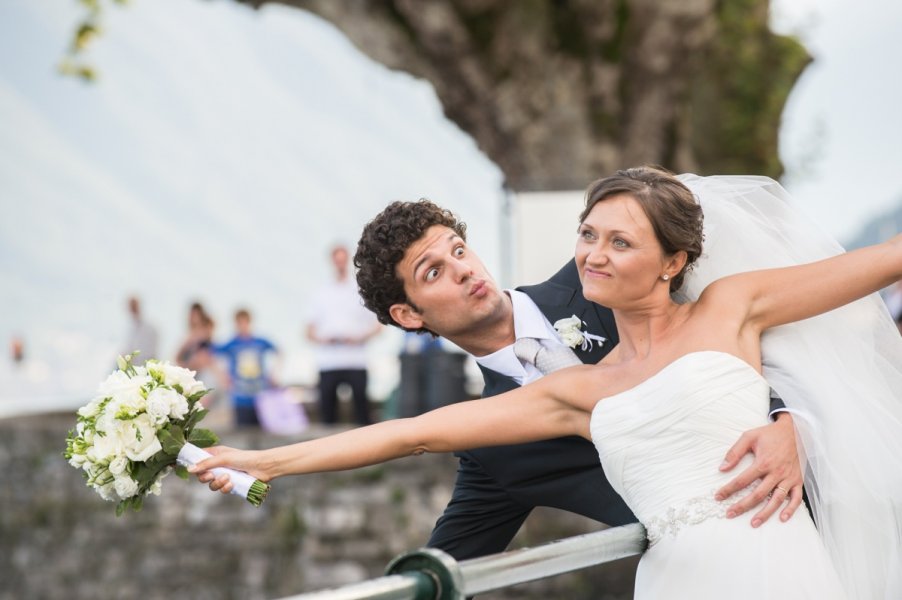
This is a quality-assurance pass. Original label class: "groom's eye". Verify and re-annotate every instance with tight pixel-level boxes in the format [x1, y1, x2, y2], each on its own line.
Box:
[425, 268, 440, 282]
[453, 246, 465, 257]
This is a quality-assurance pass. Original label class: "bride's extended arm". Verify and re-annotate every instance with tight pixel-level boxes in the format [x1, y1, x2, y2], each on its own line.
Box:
[190, 366, 595, 485]
[707, 233, 902, 332]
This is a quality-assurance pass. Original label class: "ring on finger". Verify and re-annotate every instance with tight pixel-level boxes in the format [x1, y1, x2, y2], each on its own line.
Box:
[774, 485, 788, 496]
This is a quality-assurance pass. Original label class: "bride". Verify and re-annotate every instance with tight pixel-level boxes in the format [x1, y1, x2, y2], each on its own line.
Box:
[192, 167, 902, 599]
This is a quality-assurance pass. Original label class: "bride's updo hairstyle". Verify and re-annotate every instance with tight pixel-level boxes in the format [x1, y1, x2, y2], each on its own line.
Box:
[581, 166, 704, 292]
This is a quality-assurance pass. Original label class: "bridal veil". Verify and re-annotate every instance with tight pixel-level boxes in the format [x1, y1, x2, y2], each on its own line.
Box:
[676, 174, 902, 600]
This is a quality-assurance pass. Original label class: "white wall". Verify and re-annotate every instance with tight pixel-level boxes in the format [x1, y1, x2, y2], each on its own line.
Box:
[512, 190, 585, 287]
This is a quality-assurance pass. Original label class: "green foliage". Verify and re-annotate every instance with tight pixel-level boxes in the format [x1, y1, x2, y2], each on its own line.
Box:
[158, 425, 186, 456]
[689, 0, 811, 178]
[187, 427, 218, 448]
[60, 0, 130, 82]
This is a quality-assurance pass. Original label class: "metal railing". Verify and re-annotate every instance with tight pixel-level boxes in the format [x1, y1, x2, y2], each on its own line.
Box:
[278, 523, 646, 600]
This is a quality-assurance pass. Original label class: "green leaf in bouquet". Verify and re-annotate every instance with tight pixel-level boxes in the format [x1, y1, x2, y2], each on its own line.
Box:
[158, 425, 186, 456]
[183, 408, 209, 432]
[148, 364, 165, 385]
[115, 495, 144, 517]
[187, 427, 218, 448]
[63, 429, 77, 459]
[132, 458, 166, 488]
[139, 449, 174, 474]
[187, 388, 211, 403]
[175, 464, 190, 480]
[132, 464, 153, 488]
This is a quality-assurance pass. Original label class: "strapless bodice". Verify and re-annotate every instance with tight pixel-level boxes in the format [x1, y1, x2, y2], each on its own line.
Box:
[590, 351, 769, 543]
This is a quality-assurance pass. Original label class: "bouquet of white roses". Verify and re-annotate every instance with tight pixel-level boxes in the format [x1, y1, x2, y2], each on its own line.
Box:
[65, 353, 269, 515]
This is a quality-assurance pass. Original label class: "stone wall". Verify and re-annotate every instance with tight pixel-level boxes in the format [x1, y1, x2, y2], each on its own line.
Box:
[0, 413, 638, 599]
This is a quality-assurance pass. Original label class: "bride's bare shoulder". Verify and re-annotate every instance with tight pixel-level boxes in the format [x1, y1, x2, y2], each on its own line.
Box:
[539, 362, 617, 412]
[691, 276, 754, 324]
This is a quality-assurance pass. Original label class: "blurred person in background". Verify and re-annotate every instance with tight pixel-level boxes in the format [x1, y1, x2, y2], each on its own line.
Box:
[306, 244, 381, 426]
[175, 301, 229, 428]
[10, 335, 24, 365]
[175, 302, 215, 371]
[214, 308, 278, 427]
[121, 295, 158, 365]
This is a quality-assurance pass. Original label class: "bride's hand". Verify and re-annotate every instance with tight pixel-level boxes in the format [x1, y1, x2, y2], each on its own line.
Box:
[188, 445, 270, 495]
[715, 412, 804, 527]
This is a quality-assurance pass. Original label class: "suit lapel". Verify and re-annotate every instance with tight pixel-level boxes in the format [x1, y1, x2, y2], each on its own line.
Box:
[478, 363, 520, 398]
[520, 281, 616, 366]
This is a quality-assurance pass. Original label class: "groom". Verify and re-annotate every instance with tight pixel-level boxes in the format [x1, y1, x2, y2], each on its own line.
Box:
[354, 199, 803, 560]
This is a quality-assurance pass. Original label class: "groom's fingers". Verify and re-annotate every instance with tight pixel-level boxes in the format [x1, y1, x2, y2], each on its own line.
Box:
[781, 486, 804, 522]
[715, 461, 760, 501]
[719, 432, 753, 473]
[725, 475, 777, 520]
[749, 484, 791, 527]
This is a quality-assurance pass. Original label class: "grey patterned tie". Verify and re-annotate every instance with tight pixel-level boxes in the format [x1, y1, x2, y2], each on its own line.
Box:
[513, 337, 582, 375]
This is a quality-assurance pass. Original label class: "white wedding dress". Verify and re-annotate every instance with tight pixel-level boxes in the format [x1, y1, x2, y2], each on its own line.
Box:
[591, 351, 847, 599]
[671, 175, 902, 600]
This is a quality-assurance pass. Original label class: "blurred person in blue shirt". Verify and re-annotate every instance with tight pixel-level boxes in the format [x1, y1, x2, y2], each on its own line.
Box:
[215, 308, 278, 427]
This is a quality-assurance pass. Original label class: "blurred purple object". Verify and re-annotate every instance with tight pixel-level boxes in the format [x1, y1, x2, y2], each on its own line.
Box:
[255, 388, 309, 435]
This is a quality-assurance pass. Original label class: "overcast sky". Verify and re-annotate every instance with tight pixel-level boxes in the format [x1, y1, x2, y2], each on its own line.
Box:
[771, 0, 902, 244]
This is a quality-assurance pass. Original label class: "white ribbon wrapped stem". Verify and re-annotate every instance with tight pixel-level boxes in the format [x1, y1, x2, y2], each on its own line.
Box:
[177, 442, 255, 500]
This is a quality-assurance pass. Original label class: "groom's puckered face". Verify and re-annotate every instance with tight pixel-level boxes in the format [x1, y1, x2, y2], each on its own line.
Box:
[389, 225, 508, 340]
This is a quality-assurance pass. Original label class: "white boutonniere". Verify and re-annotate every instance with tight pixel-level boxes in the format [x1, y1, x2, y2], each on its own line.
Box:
[553, 315, 606, 352]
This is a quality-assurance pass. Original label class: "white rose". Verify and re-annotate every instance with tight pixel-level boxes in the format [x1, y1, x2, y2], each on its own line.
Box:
[95, 410, 118, 435]
[98, 370, 130, 395]
[558, 328, 584, 348]
[161, 362, 205, 396]
[553, 315, 585, 348]
[110, 384, 148, 418]
[68, 454, 87, 468]
[122, 414, 163, 462]
[168, 394, 190, 420]
[77, 396, 104, 418]
[98, 371, 150, 398]
[96, 482, 116, 502]
[91, 429, 124, 461]
[146, 388, 176, 425]
[109, 455, 129, 475]
[114, 475, 139, 499]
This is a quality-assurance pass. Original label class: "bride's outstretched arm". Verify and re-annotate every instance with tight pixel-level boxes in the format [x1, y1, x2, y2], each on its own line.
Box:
[704, 234, 902, 332]
[190, 367, 595, 488]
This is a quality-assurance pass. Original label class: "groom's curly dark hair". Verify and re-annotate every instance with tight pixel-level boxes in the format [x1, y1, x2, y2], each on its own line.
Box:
[354, 200, 467, 334]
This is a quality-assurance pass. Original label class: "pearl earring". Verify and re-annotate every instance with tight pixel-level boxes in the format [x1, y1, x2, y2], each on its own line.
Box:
[661, 274, 670, 281]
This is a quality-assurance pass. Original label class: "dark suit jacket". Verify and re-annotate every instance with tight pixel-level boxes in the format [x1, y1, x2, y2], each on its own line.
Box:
[426, 259, 637, 560]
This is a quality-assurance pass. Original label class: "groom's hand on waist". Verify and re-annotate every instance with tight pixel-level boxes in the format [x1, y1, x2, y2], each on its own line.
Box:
[715, 412, 804, 528]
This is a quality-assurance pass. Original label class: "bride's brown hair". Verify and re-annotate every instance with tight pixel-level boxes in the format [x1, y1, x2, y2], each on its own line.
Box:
[581, 166, 704, 292]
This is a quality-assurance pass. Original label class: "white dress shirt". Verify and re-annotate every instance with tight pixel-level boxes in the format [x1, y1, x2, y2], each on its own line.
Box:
[475, 290, 570, 386]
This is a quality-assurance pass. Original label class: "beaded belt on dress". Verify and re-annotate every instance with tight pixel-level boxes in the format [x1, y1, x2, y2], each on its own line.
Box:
[644, 482, 758, 547]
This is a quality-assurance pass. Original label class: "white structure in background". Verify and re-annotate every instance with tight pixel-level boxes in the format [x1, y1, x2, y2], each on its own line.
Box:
[512, 191, 585, 287]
